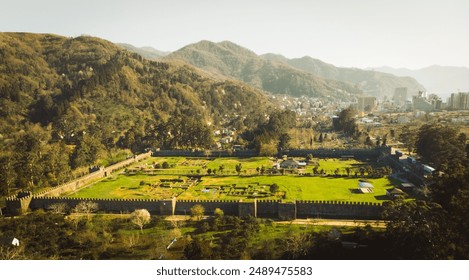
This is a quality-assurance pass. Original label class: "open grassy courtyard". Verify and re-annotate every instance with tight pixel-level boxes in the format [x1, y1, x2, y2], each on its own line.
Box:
[67, 156, 397, 203]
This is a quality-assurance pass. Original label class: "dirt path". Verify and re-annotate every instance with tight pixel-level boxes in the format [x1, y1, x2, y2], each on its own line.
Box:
[275, 218, 386, 228]
[164, 215, 386, 228]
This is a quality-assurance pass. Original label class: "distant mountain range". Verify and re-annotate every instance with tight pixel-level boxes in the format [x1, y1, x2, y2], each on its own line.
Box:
[373, 66, 469, 99]
[119, 40, 469, 101]
[261, 54, 424, 99]
[120, 40, 425, 100]
[163, 40, 362, 100]
[117, 43, 169, 59]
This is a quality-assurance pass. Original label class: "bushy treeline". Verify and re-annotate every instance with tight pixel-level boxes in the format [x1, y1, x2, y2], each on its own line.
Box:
[380, 124, 469, 259]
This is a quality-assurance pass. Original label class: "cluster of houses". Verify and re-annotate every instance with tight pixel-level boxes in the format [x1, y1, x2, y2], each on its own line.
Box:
[214, 128, 237, 149]
[272, 158, 307, 170]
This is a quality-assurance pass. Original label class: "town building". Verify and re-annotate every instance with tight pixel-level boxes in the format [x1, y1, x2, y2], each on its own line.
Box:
[448, 92, 469, 110]
[356, 96, 377, 112]
[393, 87, 408, 107]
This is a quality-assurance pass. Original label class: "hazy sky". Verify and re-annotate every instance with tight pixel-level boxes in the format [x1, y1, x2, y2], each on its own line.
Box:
[1, 0, 468, 69]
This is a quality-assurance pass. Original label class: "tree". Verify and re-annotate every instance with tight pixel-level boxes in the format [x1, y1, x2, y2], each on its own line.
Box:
[375, 136, 381, 146]
[277, 133, 291, 151]
[365, 136, 373, 146]
[214, 208, 224, 219]
[184, 236, 212, 259]
[334, 168, 340, 176]
[0, 153, 17, 195]
[266, 110, 296, 134]
[131, 209, 151, 233]
[382, 198, 452, 259]
[416, 124, 465, 170]
[72, 201, 98, 221]
[235, 163, 242, 175]
[48, 203, 68, 214]
[191, 204, 205, 221]
[448, 188, 469, 258]
[0, 245, 26, 260]
[43, 142, 72, 186]
[14, 124, 51, 191]
[218, 164, 225, 174]
[334, 107, 358, 135]
[260, 166, 266, 175]
[398, 125, 416, 155]
[283, 232, 310, 259]
[71, 134, 104, 169]
[259, 141, 277, 156]
[312, 166, 319, 174]
[345, 167, 351, 177]
[270, 183, 279, 194]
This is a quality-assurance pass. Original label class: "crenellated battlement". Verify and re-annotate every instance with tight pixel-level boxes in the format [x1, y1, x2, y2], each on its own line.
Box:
[5, 195, 383, 220]
[296, 200, 381, 206]
[177, 199, 239, 203]
[3, 150, 387, 219]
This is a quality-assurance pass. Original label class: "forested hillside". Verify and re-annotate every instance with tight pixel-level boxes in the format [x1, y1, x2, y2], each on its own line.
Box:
[0, 32, 273, 195]
[164, 40, 424, 99]
[262, 54, 424, 98]
[165, 40, 361, 100]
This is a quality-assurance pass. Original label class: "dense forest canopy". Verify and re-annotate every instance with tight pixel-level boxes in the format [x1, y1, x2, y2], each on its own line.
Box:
[0, 32, 274, 194]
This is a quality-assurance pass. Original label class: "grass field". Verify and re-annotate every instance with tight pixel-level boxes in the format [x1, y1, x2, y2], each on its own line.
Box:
[139, 156, 275, 174]
[180, 175, 391, 203]
[138, 157, 366, 175]
[67, 156, 396, 203]
[68, 174, 185, 199]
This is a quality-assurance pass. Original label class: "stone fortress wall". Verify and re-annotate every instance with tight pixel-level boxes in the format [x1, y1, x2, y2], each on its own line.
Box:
[5, 148, 389, 219]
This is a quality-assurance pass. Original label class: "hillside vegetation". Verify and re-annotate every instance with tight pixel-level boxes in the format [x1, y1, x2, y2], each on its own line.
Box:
[165, 40, 361, 100]
[0, 32, 273, 194]
[264, 54, 424, 98]
[164, 40, 423, 99]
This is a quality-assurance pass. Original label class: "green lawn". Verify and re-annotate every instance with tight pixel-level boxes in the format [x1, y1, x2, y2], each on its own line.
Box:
[180, 175, 391, 203]
[313, 158, 367, 173]
[68, 174, 185, 199]
[68, 157, 395, 203]
[142, 156, 274, 174]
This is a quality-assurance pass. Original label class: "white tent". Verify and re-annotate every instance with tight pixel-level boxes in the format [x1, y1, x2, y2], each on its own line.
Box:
[358, 181, 374, 193]
[358, 181, 374, 189]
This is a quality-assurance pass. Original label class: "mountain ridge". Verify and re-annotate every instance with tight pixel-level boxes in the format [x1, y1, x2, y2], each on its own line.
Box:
[163, 40, 424, 99]
[164, 41, 362, 100]
[117, 43, 169, 60]
[261, 53, 425, 98]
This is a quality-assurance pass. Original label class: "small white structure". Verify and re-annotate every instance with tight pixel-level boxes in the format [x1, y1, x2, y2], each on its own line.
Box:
[422, 164, 435, 177]
[280, 159, 307, 169]
[12, 238, 20, 246]
[358, 181, 374, 193]
[386, 188, 405, 199]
